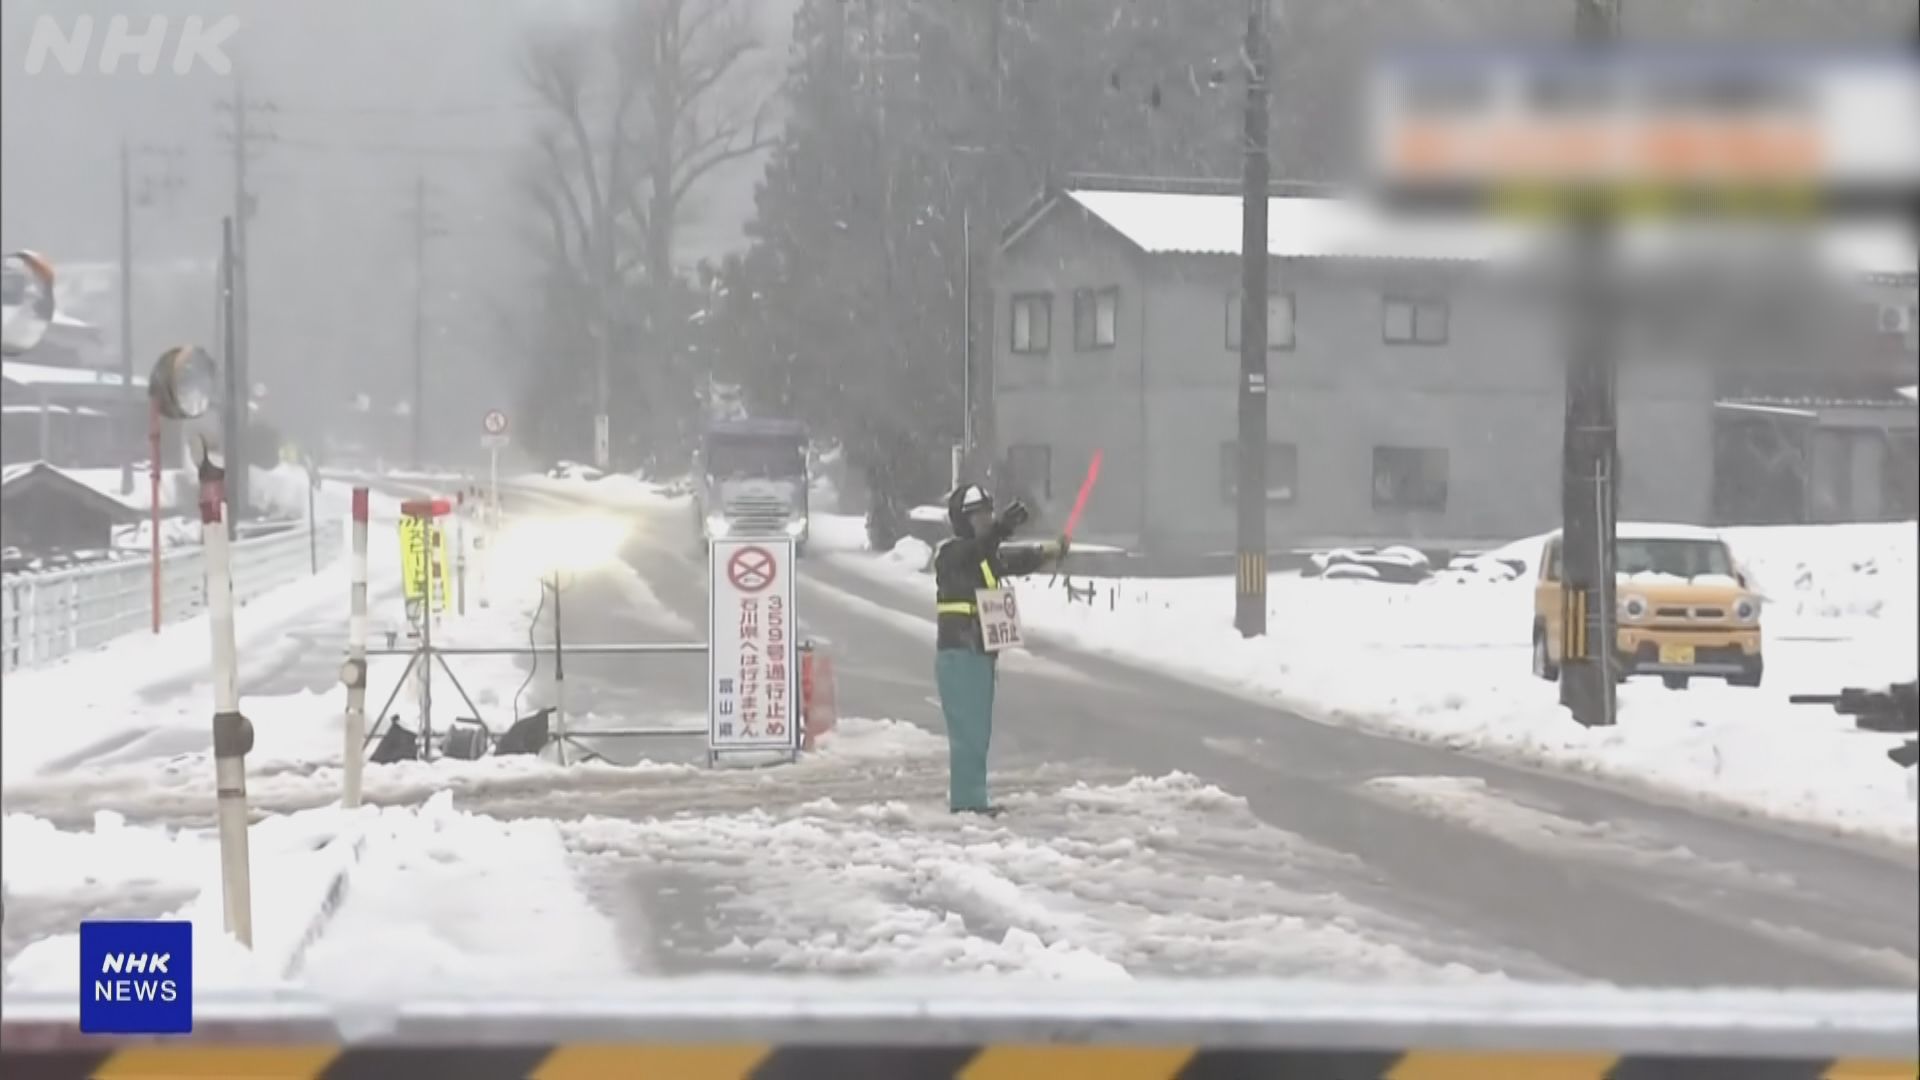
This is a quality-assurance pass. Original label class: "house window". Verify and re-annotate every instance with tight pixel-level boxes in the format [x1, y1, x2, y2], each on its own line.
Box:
[1225, 292, 1295, 350]
[1073, 287, 1119, 350]
[1383, 295, 1449, 345]
[1010, 292, 1052, 355]
[1006, 443, 1052, 502]
[1372, 446, 1448, 511]
[1219, 442, 1299, 503]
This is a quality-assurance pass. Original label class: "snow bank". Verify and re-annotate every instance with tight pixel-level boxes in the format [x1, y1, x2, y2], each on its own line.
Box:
[5, 806, 366, 991]
[886, 537, 934, 573]
[811, 512, 869, 554]
[296, 791, 624, 995]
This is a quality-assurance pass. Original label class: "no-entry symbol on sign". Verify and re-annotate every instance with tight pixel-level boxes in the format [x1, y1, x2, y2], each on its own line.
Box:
[727, 545, 777, 592]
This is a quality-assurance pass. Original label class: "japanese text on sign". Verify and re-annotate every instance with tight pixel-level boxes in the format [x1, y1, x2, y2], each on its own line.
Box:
[709, 538, 798, 753]
[977, 586, 1023, 653]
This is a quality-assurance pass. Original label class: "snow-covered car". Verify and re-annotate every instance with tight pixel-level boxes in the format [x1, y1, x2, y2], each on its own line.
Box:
[1532, 523, 1764, 690]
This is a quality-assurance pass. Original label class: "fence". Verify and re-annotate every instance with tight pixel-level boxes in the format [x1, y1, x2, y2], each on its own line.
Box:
[0, 518, 343, 672]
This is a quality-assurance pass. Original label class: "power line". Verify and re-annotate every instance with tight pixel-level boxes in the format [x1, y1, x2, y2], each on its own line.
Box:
[269, 96, 599, 118]
[268, 136, 525, 160]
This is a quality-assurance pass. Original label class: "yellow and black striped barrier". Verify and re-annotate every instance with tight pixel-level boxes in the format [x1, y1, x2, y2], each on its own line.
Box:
[3, 1045, 1913, 1079]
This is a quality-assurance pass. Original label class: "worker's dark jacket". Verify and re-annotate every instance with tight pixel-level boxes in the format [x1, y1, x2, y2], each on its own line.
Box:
[934, 524, 1048, 652]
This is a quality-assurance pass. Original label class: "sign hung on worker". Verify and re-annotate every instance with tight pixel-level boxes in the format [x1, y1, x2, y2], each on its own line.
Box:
[708, 538, 799, 754]
[976, 583, 1024, 653]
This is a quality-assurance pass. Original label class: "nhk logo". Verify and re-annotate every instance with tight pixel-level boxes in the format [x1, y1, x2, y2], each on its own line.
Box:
[22, 15, 238, 77]
[95, 951, 179, 1003]
[79, 920, 193, 1034]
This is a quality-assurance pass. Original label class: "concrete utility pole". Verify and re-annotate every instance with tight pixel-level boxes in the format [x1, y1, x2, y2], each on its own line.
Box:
[119, 142, 135, 497]
[1234, 0, 1272, 638]
[1558, 0, 1621, 728]
[407, 175, 448, 471]
[119, 142, 187, 496]
[216, 78, 274, 519]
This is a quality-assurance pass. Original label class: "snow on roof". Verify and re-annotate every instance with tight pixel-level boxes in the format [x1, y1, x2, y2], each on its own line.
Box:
[0, 403, 108, 416]
[1061, 190, 1530, 263]
[1048, 187, 1917, 277]
[0, 461, 146, 514]
[0, 360, 143, 388]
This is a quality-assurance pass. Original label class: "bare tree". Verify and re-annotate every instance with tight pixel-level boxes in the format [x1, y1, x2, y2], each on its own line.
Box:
[519, 0, 774, 466]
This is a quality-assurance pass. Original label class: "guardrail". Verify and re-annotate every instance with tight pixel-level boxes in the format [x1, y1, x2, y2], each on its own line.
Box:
[1, 983, 1913, 1077]
[0, 519, 343, 672]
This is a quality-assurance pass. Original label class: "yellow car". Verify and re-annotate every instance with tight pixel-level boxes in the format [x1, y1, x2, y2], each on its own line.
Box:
[1532, 524, 1764, 690]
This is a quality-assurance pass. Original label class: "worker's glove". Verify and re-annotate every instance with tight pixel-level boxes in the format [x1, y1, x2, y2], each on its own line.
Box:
[998, 501, 1031, 530]
[1054, 534, 1072, 560]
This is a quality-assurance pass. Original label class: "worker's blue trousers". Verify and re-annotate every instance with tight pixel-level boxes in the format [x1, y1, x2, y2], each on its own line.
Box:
[935, 649, 997, 811]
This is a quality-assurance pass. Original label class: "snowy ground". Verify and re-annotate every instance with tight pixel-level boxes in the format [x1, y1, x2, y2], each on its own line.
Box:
[832, 522, 1919, 845]
[1, 482, 1549, 991]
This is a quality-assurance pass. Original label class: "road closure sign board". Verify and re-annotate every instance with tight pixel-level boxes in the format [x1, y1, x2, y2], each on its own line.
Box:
[708, 537, 800, 757]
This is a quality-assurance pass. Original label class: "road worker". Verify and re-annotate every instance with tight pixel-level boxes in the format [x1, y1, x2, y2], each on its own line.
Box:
[933, 483, 1068, 815]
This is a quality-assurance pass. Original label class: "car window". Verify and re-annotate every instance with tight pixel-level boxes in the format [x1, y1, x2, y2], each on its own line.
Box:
[1615, 538, 1734, 578]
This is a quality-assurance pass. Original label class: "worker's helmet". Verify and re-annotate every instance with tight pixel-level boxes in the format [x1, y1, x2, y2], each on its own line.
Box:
[947, 483, 993, 535]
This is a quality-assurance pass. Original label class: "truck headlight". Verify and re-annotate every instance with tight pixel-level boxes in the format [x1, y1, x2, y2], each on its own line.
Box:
[1619, 593, 1649, 622]
[1734, 596, 1760, 623]
[705, 514, 730, 538]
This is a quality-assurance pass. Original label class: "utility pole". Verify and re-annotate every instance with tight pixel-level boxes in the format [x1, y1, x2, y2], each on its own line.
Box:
[407, 175, 448, 471]
[1234, 0, 1271, 638]
[413, 175, 427, 470]
[1558, 0, 1621, 727]
[216, 78, 274, 520]
[119, 143, 188, 495]
[119, 142, 135, 496]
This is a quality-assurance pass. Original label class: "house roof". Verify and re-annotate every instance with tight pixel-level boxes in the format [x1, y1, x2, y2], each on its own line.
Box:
[1008, 182, 1920, 280]
[1051, 188, 1531, 263]
[1, 360, 145, 389]
[0, 461, 144, 520]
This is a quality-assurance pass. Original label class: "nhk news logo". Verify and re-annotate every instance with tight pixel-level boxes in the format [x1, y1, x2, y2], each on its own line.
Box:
[21, 15, 238, 77]
[79, 921, 193, 1034]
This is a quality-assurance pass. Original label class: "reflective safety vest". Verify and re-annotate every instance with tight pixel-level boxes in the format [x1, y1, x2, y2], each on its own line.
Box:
[936, 558, 998, 616]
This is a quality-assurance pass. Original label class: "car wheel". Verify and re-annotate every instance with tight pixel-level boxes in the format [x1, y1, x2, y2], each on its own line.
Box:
[1532, 624, 1559, 682]
[1662, 674, 1690, 690]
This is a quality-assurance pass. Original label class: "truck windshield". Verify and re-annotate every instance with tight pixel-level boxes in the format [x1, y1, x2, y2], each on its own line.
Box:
[706, 436, 805, 480]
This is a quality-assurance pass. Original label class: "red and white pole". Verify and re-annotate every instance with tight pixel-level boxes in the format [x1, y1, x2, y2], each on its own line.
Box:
[343, 487, 370, 808]
[200, 454, 254, 947]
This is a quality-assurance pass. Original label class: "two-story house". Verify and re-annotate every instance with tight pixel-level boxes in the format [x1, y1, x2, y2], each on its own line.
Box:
[988, 179, 1916, 556]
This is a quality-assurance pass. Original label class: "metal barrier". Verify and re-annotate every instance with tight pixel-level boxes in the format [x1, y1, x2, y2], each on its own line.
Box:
[1, 983, 1913, 1078]
[0, 518, 343, 672]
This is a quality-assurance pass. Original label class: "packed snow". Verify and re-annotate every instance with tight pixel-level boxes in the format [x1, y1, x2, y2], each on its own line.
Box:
[836, 522, 1919, 844]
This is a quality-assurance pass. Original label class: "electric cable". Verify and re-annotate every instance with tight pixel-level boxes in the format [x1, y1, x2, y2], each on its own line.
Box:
[513, 576, 548, 721]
